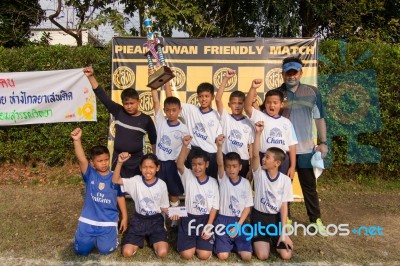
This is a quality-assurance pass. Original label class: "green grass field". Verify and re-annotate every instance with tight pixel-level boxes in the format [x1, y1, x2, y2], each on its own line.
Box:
[0, 163, 399, 265]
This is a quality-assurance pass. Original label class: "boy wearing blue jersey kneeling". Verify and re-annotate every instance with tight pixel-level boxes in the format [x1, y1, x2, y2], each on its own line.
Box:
[71, 128, 128, 256]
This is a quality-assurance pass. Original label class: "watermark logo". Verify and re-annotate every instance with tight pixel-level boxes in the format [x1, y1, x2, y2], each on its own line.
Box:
[351, 225, 383, 236]
[319, 40, 382, 166]
[188, 219, 384, 241]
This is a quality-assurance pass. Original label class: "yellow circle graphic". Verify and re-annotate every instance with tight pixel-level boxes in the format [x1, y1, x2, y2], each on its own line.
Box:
[139, 91, 154, 115]
[187, 93, 200, 107]
[213, 68, 237, 92]
[254, 95, 263, 107]
[328, 82, 370, 125]
[113, 66, 135, 89]
[265, 68, 283, 90]
[170, 67, 186, 90]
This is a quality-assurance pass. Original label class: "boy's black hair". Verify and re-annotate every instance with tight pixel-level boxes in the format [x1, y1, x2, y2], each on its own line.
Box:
[224, 152, 242, 165]
[259, 89, 284, 112]
[164, 96, 181, 108]
[282, 56, 304, 66]
[266, 89, 284, 102]
[121, 88, 139, 102]
[229, 91, 245, 102]
[140, 153, 160, 167]
[89, 145, 110, 160]
[191, 149, 209, 163]
[266, 147, 286, 164]
[197, 82, 215, 95]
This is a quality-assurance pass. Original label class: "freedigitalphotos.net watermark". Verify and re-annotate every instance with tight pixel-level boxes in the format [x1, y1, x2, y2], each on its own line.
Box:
[318, 40, 382, 166]
[188, 219, 384, 241]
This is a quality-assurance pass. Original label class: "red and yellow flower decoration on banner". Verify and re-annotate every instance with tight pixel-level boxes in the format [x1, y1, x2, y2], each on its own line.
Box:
[77, 87, 96, 121]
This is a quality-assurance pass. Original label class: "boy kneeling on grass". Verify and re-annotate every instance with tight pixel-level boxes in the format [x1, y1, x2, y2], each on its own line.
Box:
[176, 135, 220, 260]
[112, 152, 170, 258]
[214, 134, 254, 261]
[250, 121, 294, 260]
[71, 128, 128, 256]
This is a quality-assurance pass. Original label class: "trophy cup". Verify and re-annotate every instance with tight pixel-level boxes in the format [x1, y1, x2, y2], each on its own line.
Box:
[144, 17, 174, 89]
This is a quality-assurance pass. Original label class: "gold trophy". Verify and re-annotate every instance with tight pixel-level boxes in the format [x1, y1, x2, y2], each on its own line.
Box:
[144, 17, 174, 89]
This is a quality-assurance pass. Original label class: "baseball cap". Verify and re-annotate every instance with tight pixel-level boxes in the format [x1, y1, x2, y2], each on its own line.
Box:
[282, 62, 302, 73]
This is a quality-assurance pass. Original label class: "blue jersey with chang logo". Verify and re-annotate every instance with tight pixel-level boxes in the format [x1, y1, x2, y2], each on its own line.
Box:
[78, 164, 124, 226]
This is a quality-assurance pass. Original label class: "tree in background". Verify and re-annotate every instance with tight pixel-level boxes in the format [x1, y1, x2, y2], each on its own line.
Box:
[0, 0, 44, 47]
[48, 0, 117, 46]
[254, 0, 301, 37]
[119, 0, 154, 36]
[299, 0, 399, 43]
[121, 0, 398, 43]
[120, 0, 257, 38]
[5, 0, 396, 46]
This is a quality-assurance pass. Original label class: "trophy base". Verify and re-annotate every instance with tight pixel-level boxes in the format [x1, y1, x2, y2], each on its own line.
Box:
[147, 66, 175, 89]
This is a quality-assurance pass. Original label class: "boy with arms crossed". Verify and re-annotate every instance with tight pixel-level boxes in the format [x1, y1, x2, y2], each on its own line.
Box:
[251, 121, 294, 260]
[176, 135, 220, 260]
[215, 69, 255, 178]
[71, 128, 127, 256]
[214, 134, 253, 261]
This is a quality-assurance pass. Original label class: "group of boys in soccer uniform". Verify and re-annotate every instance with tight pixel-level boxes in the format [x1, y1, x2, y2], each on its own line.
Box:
[71, 56, 328, 261]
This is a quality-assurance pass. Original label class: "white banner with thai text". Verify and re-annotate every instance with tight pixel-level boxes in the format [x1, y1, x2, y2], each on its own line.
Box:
[0, 68, 96, 125]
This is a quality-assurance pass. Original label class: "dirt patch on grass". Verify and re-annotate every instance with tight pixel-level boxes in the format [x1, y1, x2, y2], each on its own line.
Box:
[0, 162, 81, 186]
[291, 189, 400, 263]
[0, 163, 399, 264]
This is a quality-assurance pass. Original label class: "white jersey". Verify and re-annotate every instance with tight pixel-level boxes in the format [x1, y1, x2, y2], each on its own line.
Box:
[218, 173, 253, 217]
[155, 109, 190, 161]
[121, 175, 169, 216]
[253, 167, 293, 214]
[179, 167, 219, 215]
[250, 107, 298, 153]
[220, 110, 255, 160]
[180, 103, 222, 153]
